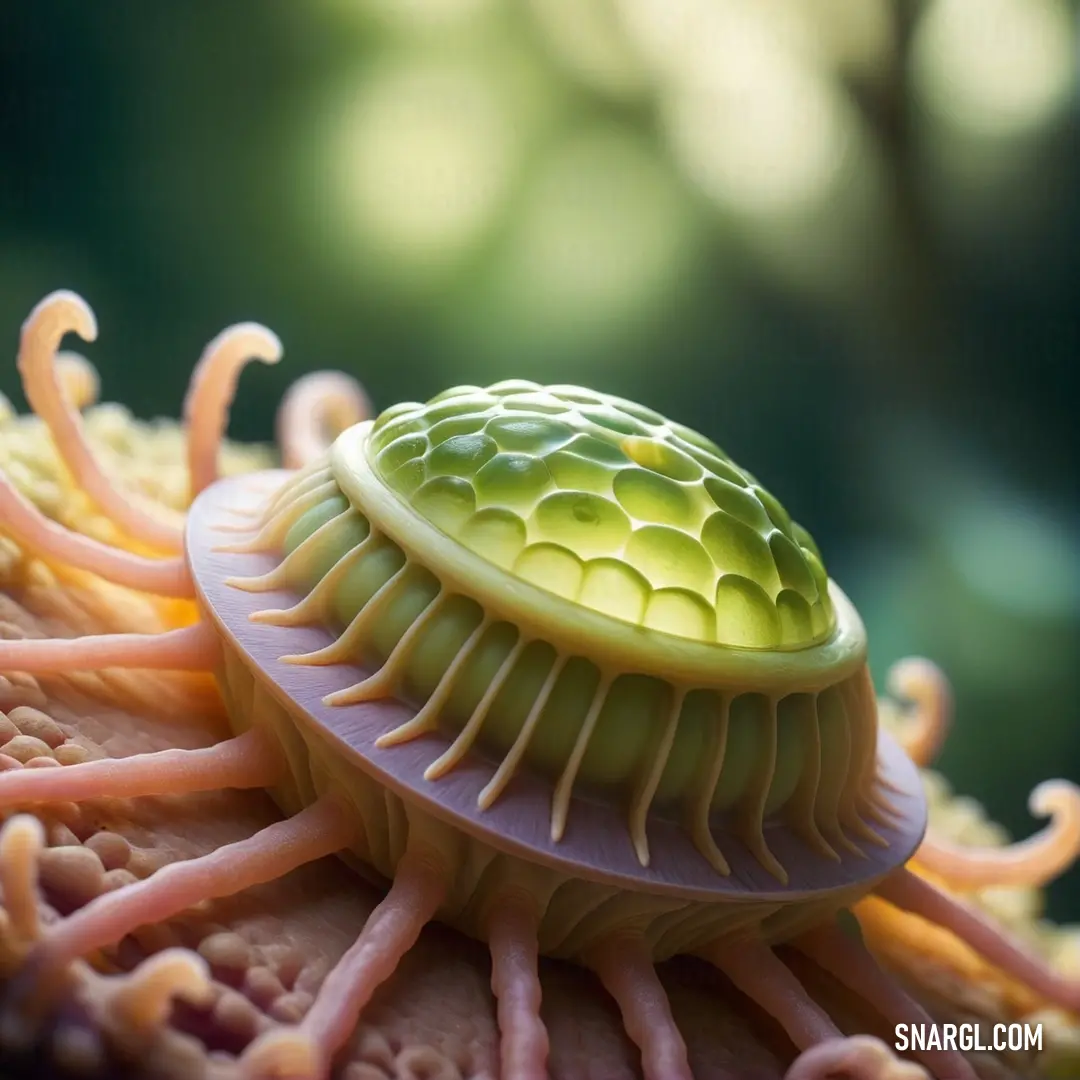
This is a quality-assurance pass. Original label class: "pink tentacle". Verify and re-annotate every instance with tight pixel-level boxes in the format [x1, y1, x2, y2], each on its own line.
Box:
[0, 728, 282, 809]
[17, 291, 184, 552]
[487, 896, 549, 1080]
[36, 796, 354, 972]
[276, 371, 371, 470]
[785, 1036, 930, 1080]
[795, 922, 976, 1079]
[876, 868, 1080, 1012]
[586, 932, 692, 1080]
[184, 322, 282, 497]
[239, 850, 446, 1078]
[0, 622, 220, 673]
[915, 780, 1080, 890]
[0, 468, 191, 597]
[888, 659, 951, 769]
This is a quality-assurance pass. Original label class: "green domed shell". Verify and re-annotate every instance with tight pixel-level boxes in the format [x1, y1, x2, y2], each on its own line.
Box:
[242, 378, 876, 883]
[367, 381, 834, 651]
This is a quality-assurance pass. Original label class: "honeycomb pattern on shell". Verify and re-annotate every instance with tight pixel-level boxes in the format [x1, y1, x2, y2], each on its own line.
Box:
[367, 381, 835, 650]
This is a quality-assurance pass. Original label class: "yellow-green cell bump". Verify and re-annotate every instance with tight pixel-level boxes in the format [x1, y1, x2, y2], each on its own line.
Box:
[366, 381, 834, 650]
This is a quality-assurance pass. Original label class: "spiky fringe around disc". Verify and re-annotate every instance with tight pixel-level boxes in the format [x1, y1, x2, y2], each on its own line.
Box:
[224, 453, 898, 887]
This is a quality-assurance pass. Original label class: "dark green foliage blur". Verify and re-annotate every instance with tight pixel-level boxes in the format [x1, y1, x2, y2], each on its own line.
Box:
[1, 1, 1078, 916]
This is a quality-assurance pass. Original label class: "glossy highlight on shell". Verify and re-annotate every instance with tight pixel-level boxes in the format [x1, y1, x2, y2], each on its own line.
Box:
[0, 291, 1079, 1080]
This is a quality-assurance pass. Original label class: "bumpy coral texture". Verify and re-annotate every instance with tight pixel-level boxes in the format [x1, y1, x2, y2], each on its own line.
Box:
[0, 388, 1078, 1079]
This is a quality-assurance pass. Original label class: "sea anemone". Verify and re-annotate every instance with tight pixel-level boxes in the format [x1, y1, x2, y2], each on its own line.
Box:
[0, 293, 1078, 1080]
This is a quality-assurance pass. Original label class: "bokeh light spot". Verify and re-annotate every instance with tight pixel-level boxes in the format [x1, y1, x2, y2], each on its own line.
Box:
[325, 54, 519, 275]
[911, 0, 1076, 139]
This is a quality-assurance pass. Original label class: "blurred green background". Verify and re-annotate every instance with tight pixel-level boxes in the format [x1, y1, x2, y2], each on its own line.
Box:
[1, 1, 1078, 917]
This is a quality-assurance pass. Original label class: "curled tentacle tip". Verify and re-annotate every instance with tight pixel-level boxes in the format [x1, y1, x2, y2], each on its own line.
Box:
[239, 1028, 321, 1080]
[22, 290, 98, 344]
[212, 322, 283, 367]
[784, 1035, 930, 1080]
[106, 949, 214, 1030]
[887, 656, 952, 768]
[0, 813, 46, 942]
[184, 322, 283, 428]
[887, 656, 947, 696]
[0, 811, 46, 851]
[1029, 778, 1080, 818]
[277, 370, 372, 470]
